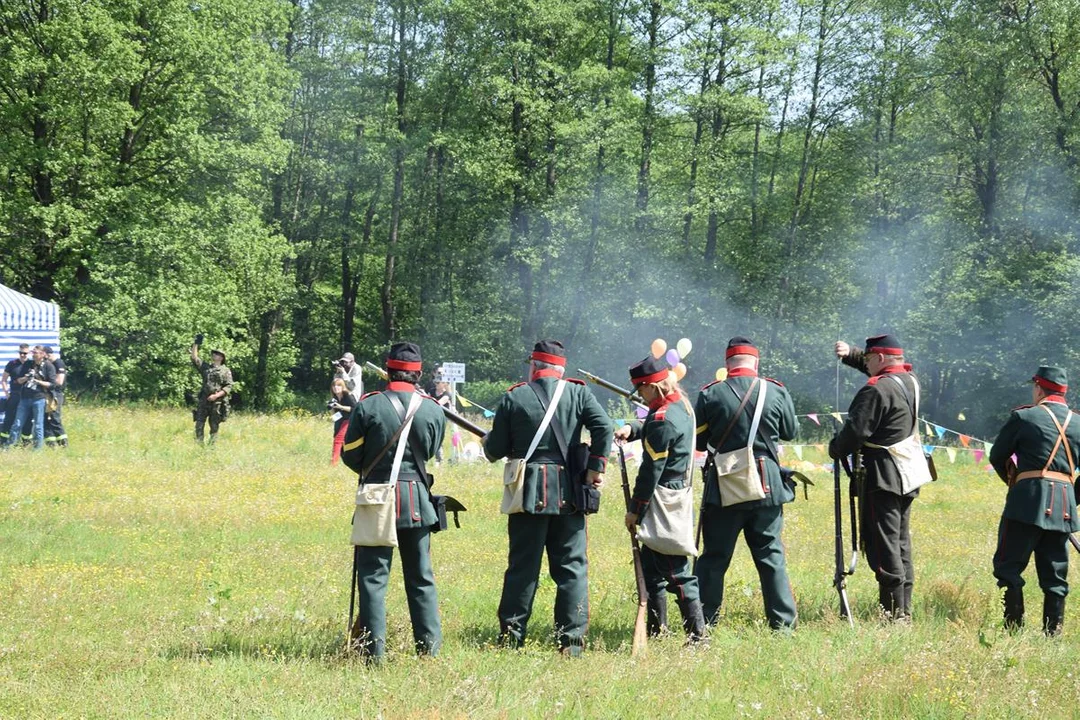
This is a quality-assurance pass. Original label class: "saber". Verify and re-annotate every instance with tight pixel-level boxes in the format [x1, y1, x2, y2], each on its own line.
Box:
[577, 369, 649, 411]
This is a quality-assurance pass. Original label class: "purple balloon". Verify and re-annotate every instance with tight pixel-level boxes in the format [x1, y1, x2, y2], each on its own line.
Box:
[665, 348, 680, 367]
[635, 406, 648, 419]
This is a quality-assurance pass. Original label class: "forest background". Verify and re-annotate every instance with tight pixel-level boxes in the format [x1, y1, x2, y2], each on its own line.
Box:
[2, 0, 1080, 438]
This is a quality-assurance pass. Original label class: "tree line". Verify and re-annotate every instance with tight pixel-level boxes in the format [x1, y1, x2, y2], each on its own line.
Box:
[1, 0, 1079, 437]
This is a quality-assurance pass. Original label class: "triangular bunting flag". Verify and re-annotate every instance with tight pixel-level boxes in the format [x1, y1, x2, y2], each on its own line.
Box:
[934, 424, 947, 438]
[924, 445, 934, 455]
[946, 448, 957, 463]
[983, 441, 992, 453]
[973, 449, 985, 463]
[483, 410, 494, 419]
[959, 434, 971, 448]
[458, 396, 474, 408]
[925, 421, 935, 436]
[815, 444, 825, 452]
[807, 414, 820, 426]
[794, 445, 803, 460]
[831, 412, 843, 423]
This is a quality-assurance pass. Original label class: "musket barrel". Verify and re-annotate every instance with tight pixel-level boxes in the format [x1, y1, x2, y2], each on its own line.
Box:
[443, 407, 487, 439]
[578, 369, 648, 409]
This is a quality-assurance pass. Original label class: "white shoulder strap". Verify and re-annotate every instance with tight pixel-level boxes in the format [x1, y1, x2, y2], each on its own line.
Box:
[388, 391, 424, 484]
[746, 378, 767, 451]
[523, 379, 567, 463]
[888, 374, 920, 435]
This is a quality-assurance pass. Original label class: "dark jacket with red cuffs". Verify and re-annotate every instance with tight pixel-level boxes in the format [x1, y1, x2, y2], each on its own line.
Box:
[341, 382, 447, 529]
[829, 356, 921, 497]
[989, 398, 1080, 533]
[695, 370, 798, 508]
[483, 374, 614, 515]
[624, 392, 695, 517]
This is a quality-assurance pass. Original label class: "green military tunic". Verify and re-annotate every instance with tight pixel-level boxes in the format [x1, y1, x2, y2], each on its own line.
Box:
[829, 355, 921, 617]
[193, 358, 232, 443]
[341, 381, 447, 658]
[694, 369, 798, 628]
[990, 397, 1080, 598]
[483, 372, 613, 651]
[624, 391, 700, 606]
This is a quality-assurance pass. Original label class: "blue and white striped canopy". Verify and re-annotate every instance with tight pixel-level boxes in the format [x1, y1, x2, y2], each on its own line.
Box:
[0, 283, 59, 330]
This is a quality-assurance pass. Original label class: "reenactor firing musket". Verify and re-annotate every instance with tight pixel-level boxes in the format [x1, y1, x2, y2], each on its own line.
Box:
[618, 444, 649, 656]
[364, 360, 487, 439]
[577, 369, 649, 412]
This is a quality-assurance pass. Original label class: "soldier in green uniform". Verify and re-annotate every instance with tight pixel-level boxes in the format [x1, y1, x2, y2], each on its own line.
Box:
[614, 355, 706, 641]
[989, 366, 1080, 635]
[694, 337, 798, 630]
[830, 334, 921, 621]
[341, 342, 446, 660]
[190, 338, 232, 444]
[483, 340, 613, 656]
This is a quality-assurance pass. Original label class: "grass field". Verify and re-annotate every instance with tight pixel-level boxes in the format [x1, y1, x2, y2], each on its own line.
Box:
[2, 405, 1080, 718]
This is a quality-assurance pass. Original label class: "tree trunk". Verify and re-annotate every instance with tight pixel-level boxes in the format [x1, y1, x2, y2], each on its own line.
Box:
[381, 0, 408, 341]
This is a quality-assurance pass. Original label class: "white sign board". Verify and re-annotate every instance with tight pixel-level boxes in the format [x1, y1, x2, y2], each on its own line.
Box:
[440, 362, 466, 383]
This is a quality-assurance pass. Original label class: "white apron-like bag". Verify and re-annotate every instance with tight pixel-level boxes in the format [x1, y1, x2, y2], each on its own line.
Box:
[711, 379, 768, 507]
[351, 392, 423, 547]
[637, 406, 698, 557]
[866, 376, 933, 495]
[501, 380, 566, 515]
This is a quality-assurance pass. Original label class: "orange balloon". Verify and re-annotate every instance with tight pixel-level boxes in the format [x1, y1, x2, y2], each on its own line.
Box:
[651, 338, 667, 359]
[674, 362, 687, 381]
[715, 368, 728, 381]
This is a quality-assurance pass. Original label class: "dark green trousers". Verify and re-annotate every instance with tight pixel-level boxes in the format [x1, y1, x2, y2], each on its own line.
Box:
[355, 527, 441, 658]
[498, 513, 588, 649]
[993, 517, 1069, 598]
[640, 545, 699, 602]
[695, 503, 797, 628]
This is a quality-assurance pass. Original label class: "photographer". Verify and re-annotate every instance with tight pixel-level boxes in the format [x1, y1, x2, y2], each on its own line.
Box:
[5, 345, 57, 450]
[333, 352, 363, 402]
[190, 334, 233, 445]
[329, 377, 356, 465]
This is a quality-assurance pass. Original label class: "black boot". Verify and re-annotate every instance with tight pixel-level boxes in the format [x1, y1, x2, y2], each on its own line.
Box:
[1043, 595, 1065, 637]
[678, 598, 708, 644]
[1003, 586, 1024, 631]
[647, 592, 668, 637]
[903, 583, 913, 618]
[879, 585, 908, 622]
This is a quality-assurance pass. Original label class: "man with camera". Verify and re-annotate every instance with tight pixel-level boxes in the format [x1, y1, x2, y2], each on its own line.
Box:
[43, 346, 68, 448]
[333, 352, 363, 402]
[190, 334, 233, 444]
[1, 343, 29, 444]
[5, 345, 57, 450]
[482, 340, 613, 656]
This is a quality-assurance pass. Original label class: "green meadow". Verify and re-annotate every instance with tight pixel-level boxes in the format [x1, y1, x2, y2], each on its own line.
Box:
[2, 406, 1079, 718]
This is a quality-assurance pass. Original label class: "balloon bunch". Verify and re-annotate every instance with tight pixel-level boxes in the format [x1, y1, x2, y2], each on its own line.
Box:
[649, 337, 693, 382]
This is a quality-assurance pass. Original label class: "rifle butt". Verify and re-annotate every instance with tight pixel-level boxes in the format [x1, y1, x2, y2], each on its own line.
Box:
[631, 603, 648, 657]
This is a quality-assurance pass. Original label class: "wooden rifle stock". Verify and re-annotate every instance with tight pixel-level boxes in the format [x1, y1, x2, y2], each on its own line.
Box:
[619, 445, 649, 656]
[578, 369, 649, 411]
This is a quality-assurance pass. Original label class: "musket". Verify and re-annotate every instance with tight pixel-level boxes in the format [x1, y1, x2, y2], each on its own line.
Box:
[578, 369, 649, 411]
[347, 546, 361, 649]
[619, 445, 649, 656]
[364, 360, 487, 438]
[833, 458, 856, 627]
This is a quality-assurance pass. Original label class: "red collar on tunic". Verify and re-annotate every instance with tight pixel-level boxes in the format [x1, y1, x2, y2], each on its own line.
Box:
[1041, 395, 1068, 405]
[872, 363, 913, 377]
[727, 367, 757, 378]
[387, 381, 416, 392]
[530, 368, 562, 381]
[649, 391, 682, 411]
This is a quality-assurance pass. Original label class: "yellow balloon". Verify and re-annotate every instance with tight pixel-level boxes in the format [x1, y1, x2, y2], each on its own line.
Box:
[651, 338, 667, 359]
[674, 362, 687, 381]
[715, 368, 728, 381]
[676, 338, 692, 358]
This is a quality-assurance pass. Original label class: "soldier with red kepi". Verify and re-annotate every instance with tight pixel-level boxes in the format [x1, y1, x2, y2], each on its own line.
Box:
[694, 337, 798, 630]
[483, 340, 613, 657]
[989, 366, 1080, 636]
[830, 334, 922, 621]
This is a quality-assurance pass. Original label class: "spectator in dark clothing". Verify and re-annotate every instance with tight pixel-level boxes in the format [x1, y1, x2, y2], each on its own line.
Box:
[1, 344, 29, 444]
[5, 345, 57, 450]
[330, 377, 357, 465]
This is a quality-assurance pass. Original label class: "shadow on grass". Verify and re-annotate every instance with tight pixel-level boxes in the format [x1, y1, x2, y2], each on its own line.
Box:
[456, 620, 665, 653]
[164, 620, 349, 663]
